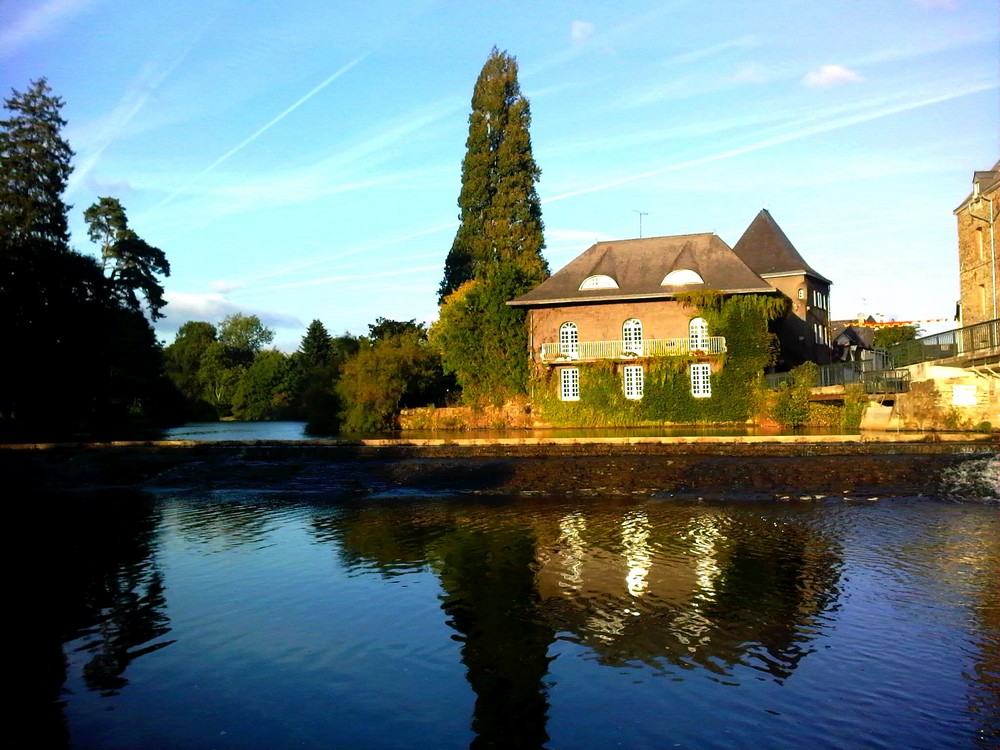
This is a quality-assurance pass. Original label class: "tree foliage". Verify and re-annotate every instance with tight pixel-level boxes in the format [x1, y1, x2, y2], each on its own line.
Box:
[298, 319, 333, 369]
[1, 79, 178, 439]
[439, 48, 548, 301]
[232, 349, 296, 421]
[218, 313, 274, 361]
[84, 196, 170, 319]
[434, 49, 549, 405]
[0, 78, 73, 250]
[337, 323, 451, 432]
[873, 324, 921, 349]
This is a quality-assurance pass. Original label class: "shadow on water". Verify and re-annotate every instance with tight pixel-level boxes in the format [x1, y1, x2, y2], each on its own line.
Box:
[17, 488, 171, 748]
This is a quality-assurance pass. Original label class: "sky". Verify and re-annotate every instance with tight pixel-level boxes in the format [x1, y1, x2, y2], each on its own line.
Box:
[3, 0, 998, 351]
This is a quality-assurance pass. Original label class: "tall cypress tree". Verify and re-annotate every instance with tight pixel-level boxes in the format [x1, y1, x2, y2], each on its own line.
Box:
[439, 48, 548, 301]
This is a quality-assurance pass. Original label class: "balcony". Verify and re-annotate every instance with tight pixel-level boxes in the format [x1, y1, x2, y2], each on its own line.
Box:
[539, 337, 727, 363]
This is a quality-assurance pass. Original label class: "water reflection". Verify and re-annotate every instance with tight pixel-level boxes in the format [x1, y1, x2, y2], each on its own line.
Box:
[318, 498, 844, 744]
[35, 489, 1000, 749]
[20, 490, 170, 746]
[534, 505, 841, 681]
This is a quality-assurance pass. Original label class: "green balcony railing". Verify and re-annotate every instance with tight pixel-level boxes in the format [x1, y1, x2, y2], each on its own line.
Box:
[539, 336, 726, 362]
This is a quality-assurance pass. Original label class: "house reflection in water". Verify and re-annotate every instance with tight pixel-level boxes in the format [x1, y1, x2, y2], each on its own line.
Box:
[534, 506, 842, 681]
[329, 499, 844, 746]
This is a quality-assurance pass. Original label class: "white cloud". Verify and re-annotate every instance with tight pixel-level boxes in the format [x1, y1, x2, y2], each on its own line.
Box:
[802, 64, 864, 88]
[160, 291, 302, 330]
[570, 20, 596, 46]
[210, 280, 246, 293]
[0, 0, 93, 59]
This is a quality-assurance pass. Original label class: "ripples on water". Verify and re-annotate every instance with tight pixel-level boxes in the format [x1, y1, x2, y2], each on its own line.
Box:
[33, 482, 1000, 749]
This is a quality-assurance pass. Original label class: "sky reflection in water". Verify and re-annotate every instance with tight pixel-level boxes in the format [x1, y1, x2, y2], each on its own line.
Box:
[32, 488, 1000, 749]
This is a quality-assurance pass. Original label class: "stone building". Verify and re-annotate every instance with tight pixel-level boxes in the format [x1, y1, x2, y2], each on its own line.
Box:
[954, 160, 999, 327]
[508, 211, 830, 404]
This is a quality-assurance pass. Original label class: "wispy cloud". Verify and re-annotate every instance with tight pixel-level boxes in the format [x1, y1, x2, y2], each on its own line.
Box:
[0, 0, 93, 59]
[913, 0, 957, 9]
[663, 36, 757, 67]
[570, 20, 596, 46]
[802, 64, 863, 87]
[249, 264, 442, 294]
[67, 33, 210, 198]
[150, 53, 369, 212]
[543, 82, 995, 204]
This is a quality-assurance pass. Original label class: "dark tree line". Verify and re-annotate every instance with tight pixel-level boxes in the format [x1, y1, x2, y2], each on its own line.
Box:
[1, 48, 551, 439]
[0, 79, 178, 440]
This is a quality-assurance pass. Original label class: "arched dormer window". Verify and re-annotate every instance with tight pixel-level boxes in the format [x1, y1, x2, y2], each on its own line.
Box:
[579, 274, 619, 290]
[559, 322, 579, 357]
[689, 317, 708, 352]
[622, 318, 643, 356]
[661, 269, 704, 286]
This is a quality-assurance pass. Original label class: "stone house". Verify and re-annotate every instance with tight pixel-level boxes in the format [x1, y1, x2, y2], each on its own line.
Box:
[954, 160, 999, 327]
[508, 210, 831, 404]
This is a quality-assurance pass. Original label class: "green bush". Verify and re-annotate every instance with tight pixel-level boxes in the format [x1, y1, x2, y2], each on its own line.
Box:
[772, 361, 817, 428]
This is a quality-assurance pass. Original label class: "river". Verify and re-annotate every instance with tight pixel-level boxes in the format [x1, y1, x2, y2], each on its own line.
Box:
[26, 457, 999, 749]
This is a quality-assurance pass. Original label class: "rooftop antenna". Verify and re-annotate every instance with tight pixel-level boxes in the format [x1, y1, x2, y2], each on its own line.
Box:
[633, 210, 648, 238]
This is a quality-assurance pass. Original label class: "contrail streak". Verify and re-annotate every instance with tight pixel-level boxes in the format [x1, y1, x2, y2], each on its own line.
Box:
[150, 53, 368, 211]
[542, 82, 995, 205]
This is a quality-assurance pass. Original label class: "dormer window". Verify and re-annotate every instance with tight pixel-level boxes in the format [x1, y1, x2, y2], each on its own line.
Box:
[661, 269, 704, 286]
[579, 274, 619, 290]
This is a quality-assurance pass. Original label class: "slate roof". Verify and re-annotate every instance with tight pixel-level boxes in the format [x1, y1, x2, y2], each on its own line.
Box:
[830, 322, 875, 349]
[954, 159, 1000, 213]
[731, 209, 831, 284]
[508, 232, 774, 307]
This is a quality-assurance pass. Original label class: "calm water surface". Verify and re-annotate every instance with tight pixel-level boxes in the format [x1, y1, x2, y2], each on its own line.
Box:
[162, 420, 858, 442]
[32, 475, 999, 749]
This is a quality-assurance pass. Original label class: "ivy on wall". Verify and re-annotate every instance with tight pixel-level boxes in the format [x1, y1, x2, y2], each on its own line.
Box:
[535, 293, 789, 426]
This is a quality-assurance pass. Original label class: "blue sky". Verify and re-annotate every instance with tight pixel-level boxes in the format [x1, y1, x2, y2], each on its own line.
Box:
[3, 0, 997, 350]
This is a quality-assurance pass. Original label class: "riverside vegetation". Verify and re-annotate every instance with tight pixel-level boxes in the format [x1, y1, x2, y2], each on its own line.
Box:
[2, 55, 875, 441]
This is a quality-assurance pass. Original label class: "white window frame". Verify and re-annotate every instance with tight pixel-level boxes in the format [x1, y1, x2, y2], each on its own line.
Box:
[559, 322, 579, 357]
[560, 367, 580, 401]
[623, 365, 643, 400]
[688, 317, 708, 352]
[690, 363, 711, 398]
[579, 274, 619, 290]
[622, 318, 643, 357]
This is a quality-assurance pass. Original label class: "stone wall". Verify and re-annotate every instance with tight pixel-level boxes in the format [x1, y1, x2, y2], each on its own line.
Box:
[955, 177, 998, 326]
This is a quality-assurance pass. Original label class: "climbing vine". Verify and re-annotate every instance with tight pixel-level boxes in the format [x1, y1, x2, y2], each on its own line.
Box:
[535, 293, 789, 426]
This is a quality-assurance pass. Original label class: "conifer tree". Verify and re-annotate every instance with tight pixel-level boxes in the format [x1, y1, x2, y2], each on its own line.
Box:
[0, 78, 74, 252]
[433, 49, 549, 403]
[439, 48, 548, 301]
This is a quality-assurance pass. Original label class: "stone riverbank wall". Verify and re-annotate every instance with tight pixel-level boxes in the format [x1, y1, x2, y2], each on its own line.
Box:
[5, 434, 997, 501]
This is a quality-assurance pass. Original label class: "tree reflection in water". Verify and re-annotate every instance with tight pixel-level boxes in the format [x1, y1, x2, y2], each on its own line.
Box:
[18, 489, 171, 747]
[324, 497, 843, 746]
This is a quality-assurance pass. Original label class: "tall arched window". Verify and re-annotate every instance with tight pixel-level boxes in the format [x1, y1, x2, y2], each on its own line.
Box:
[622, 318, 643, 356]
[689, 317, 708, 352]
[559, 322, 579, 356]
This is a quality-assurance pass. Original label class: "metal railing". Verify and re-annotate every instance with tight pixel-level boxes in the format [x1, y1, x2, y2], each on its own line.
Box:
[765, 352, 891, 390]
[539, 336, 727, 362]
[886, 318, 999, 367]
[861, 369, 911, 394]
